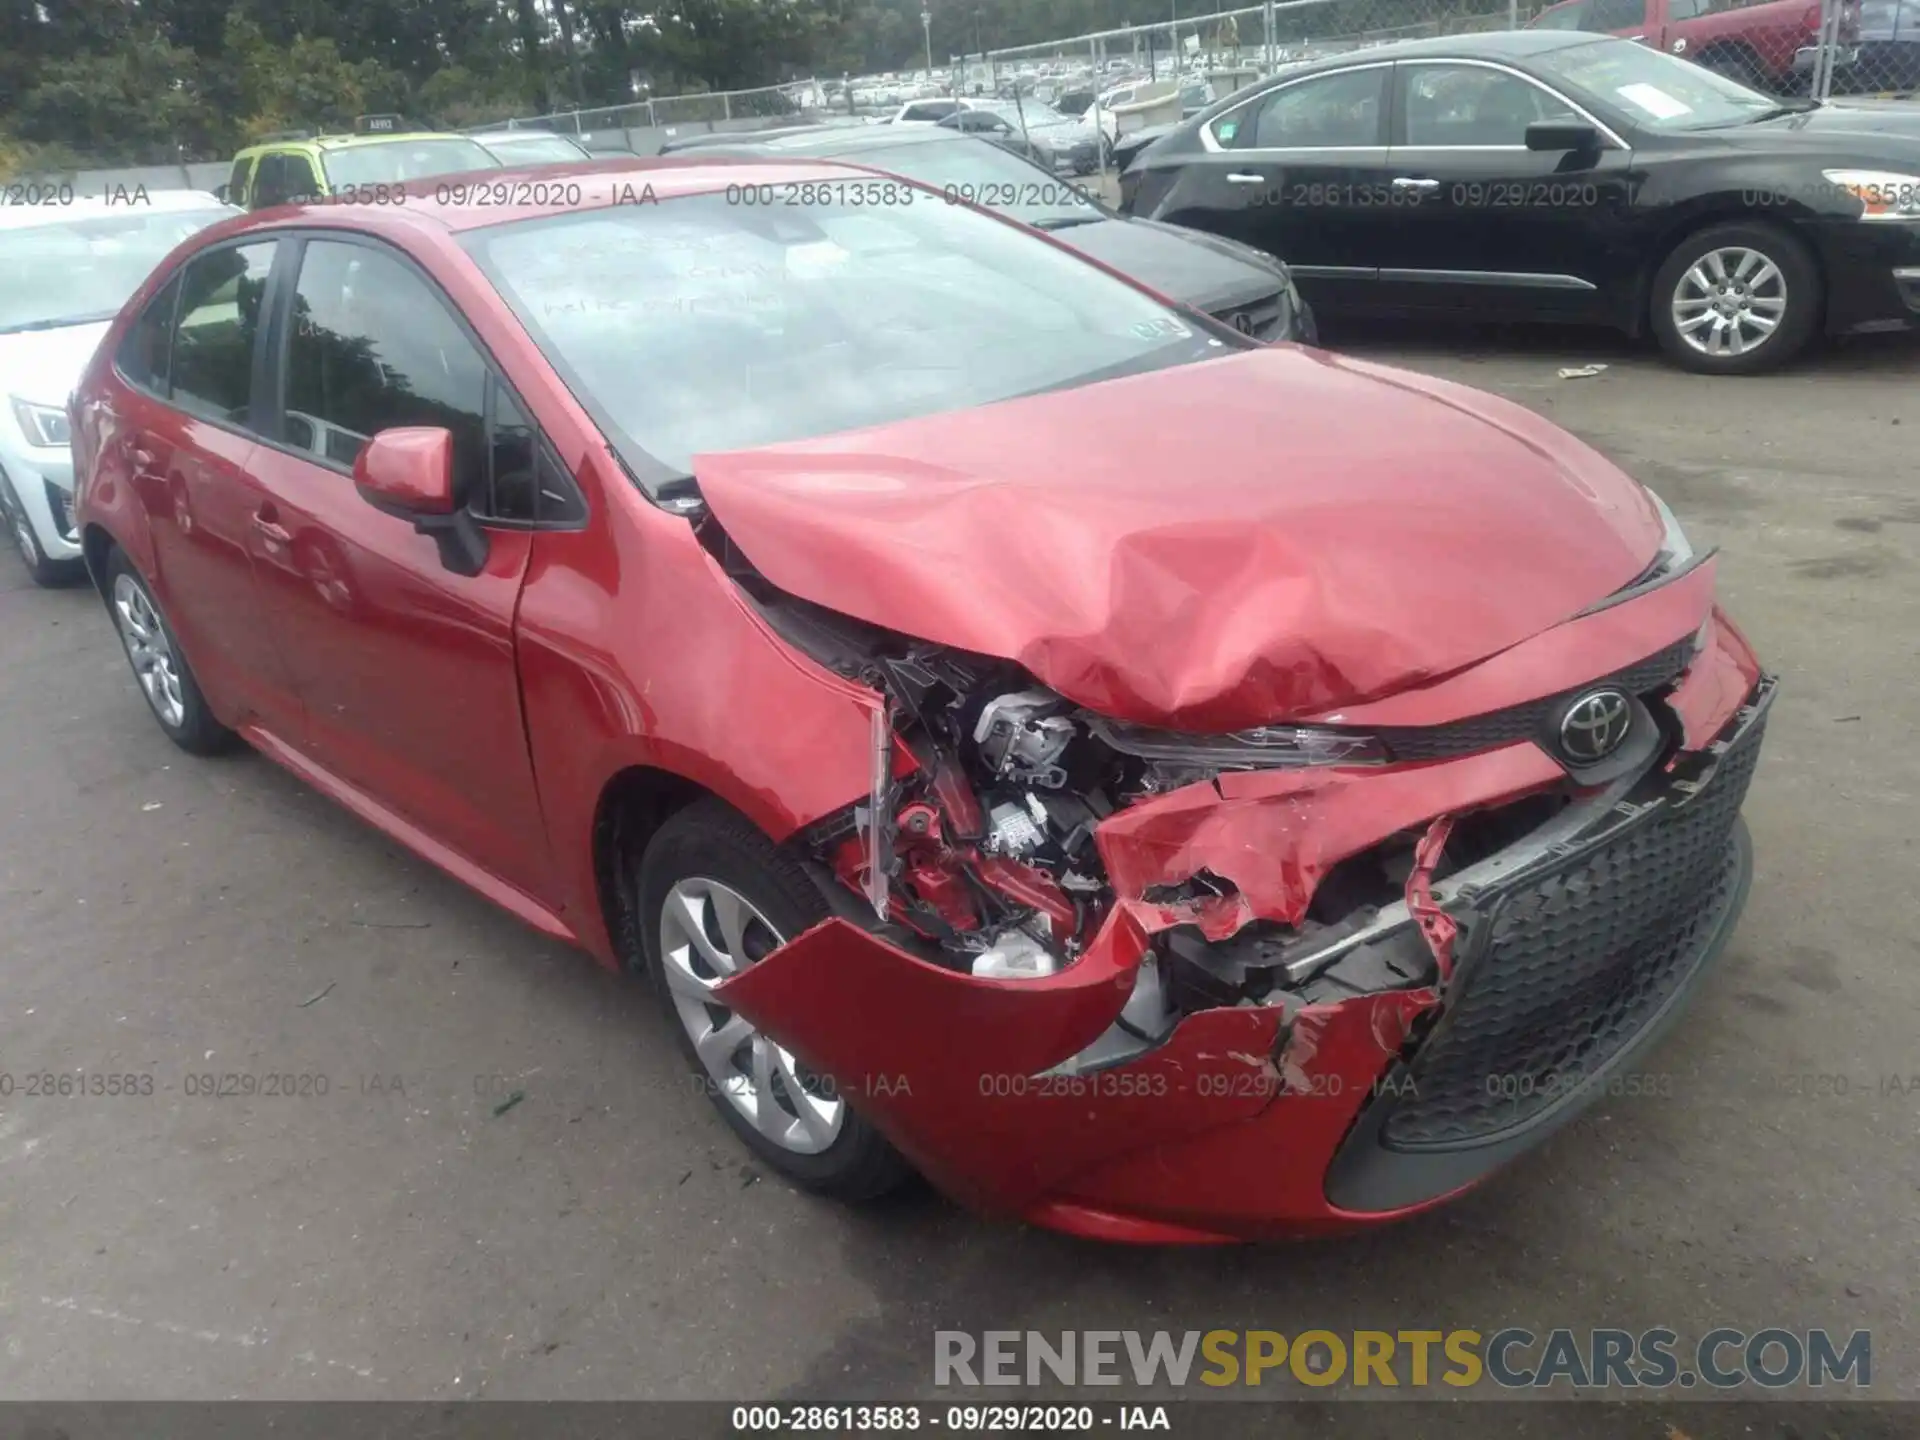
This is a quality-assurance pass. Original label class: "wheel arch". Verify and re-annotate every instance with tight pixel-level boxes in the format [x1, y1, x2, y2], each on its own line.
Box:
[81, 522, 119, 602]
[591, 763, 721, 973]
[1631, 204, 1826, 338]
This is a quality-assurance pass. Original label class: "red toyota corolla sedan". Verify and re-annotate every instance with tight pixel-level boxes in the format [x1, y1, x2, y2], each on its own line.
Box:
[70, 159, 1770, 1243]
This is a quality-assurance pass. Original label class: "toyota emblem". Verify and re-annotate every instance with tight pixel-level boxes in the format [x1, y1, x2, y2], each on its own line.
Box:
[1558, 689, 1632, 763]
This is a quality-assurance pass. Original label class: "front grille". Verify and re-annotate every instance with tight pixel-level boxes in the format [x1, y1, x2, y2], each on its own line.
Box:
[1380, 712, 1764, 1150]
[1374, 638, 1693, 764]
[1212, 293, 1287, 341]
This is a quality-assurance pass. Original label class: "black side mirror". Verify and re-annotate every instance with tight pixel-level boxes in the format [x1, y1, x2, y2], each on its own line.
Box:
[1525, 120, 1600, 152]
[211, 183, 230, 203]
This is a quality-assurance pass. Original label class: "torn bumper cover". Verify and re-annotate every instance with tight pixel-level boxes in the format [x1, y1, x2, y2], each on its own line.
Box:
[715, 639, 1772, 1242]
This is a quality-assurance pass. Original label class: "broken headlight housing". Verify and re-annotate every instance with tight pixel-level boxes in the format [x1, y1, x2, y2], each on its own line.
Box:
[1084, 715, 1387, 770]
[1645, 487, 1693, 573]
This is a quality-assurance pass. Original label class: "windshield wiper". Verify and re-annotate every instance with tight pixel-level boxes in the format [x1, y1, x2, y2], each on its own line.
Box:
[1698, 99, 1820, 126]
[1031, 215, 1103, 231]
[0, 311, 118, 335]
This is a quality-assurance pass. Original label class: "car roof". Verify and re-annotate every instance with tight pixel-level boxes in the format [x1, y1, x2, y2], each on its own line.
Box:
[482, 132, 584, 143]
[1272, 30, 1607, 67]
[0, 190, 234, 229]
[237, 131, 478, 157]
[217, 157, 914, 234]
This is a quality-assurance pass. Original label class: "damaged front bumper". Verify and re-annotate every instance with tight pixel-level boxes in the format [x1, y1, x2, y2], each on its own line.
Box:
[714, 637, 1773, 1242]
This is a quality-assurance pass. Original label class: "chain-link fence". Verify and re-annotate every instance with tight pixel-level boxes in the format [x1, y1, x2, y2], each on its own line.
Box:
[970, 0, 1918, 122]
[468, 79, 836, 154]
[980, 0, 1543, 191]
[1819, 0, 1920, 96]
[480, 78, 829, 130]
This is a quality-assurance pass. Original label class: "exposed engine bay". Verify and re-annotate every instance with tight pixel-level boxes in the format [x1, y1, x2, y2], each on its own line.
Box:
[704, 517, 1594, 1019]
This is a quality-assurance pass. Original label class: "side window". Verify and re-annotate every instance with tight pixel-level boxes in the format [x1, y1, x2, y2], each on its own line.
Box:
[488, 383, 536, 522]
[1668, 0, 1706, 15]
[116, 275, 180, 394]
[226, 157, 255, 205]
[252, 154, 292, 208]
[1586, 0, 1649, 28]
[290, 154, 322, 200]
[1530, 0, 1590, 28]
[283, 239, 491, 504]
[1402, 66, 1578, 146]
[170, 241, 277, 426]
[1232, 68, 1387, 149]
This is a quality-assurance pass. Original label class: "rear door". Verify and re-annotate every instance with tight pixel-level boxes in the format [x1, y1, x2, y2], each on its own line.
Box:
[1147, 63, 1394, 311]
[1372, 59, 1639, 322]
[106, 238, 307, 735]
[240, 233, 564, 905]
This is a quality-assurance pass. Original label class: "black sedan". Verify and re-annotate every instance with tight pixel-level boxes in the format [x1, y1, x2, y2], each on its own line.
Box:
[657, 125, 1316, 343]
[1122, 31, 1920, 372]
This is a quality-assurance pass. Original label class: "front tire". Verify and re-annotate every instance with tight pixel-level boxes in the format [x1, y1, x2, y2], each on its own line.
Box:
[637, 799, 911, 1201]
[1650, 220, 1820, 375]
[0, 469, 82, 587]
[104, 547, 237, 755]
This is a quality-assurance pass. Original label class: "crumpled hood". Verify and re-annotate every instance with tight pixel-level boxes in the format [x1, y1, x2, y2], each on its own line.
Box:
[694, 344, 1664, 730]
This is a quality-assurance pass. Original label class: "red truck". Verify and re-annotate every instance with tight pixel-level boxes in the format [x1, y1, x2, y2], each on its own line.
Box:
[1530, 0, 1861, 91]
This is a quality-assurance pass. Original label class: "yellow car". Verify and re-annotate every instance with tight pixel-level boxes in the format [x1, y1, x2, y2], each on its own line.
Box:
[222, 116, 504, 209]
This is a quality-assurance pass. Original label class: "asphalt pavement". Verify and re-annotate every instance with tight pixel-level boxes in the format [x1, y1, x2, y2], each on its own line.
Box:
[2, 320, 1916, 1437]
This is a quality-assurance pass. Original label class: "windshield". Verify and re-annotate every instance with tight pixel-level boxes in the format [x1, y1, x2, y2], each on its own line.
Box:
[0, 208, 235, 333]
[480, 133, 588, 163]
[831, 137, 1103, 227]
[1539, 38, 1780, 130]
[463, 191, 1224, 487]
[320, 138, 501, 188]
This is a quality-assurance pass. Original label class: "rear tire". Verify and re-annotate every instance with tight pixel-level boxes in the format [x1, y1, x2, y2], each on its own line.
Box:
[637, 799, 911, 1201]
[1649, 220, 1820, 375]
[104, 547, 238, 755]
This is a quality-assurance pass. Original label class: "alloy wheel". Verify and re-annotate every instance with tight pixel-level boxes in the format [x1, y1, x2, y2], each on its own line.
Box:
[112, 573, 186, 729]
[1670, 246, 1788, 360]
[658, 876, 844, 1155]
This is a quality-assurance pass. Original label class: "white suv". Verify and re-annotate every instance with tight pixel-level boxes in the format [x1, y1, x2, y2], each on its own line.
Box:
[0, 190, 236, 584]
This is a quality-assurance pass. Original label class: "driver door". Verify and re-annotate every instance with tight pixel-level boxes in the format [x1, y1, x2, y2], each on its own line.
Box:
[240, 234, 564, 908]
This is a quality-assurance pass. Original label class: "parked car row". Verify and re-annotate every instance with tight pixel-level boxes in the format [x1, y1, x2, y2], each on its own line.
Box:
[8, 113, 1779, 1241]
[1120, 31, 1920, 372]
[0, 191, 242, 583]
[656, 125, 1316, 343]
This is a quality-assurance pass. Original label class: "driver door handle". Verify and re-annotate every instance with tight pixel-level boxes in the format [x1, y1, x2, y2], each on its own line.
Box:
[1392, 177, 1442, 194]
[251, 506, 292, 545]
